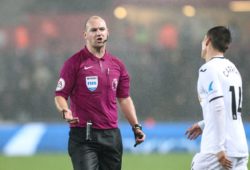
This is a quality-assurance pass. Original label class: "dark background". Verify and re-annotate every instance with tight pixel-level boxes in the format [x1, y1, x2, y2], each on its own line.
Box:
[0, 0, 250, 123]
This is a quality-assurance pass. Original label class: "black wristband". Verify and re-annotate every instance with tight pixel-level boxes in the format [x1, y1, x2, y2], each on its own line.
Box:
[132, 124, 142, 131]
[61, 109, 67, 119]
[132, 124, 143, 147]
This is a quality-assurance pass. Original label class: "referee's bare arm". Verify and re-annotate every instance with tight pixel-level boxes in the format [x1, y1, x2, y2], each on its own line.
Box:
[118, 96, 146, 142]
[55, 96, 76, 121]
[118, 96, 138, 126]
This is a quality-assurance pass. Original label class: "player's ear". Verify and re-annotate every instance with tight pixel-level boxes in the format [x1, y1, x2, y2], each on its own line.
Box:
[205, 37, 210, 46]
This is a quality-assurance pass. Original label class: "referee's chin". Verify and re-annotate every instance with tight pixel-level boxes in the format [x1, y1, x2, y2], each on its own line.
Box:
[93, 43, 106, 49]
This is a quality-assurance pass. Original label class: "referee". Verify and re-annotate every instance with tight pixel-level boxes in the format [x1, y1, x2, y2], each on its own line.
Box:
[54, 16, 145, 170]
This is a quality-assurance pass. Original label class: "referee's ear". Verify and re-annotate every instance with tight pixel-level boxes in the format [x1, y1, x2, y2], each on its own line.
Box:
[83, 31, 87, 39]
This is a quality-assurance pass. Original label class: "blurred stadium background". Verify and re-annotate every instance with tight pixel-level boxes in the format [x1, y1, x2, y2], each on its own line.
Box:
[0, 0, 250, 169]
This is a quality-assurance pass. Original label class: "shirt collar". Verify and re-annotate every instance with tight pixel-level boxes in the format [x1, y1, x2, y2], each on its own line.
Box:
[209, 55, 225, 61]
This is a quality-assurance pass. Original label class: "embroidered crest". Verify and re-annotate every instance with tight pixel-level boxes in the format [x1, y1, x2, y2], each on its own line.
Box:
[86, 76, 98, 91]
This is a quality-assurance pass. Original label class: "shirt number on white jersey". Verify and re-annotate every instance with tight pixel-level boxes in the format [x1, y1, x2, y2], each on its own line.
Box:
[229, 86, 242, 120]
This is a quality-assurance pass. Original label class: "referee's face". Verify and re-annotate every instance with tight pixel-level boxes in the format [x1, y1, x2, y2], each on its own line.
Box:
[84, 18, 109, 49]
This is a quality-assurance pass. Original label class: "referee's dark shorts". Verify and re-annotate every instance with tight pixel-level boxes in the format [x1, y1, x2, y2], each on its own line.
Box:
[68, 127, 123, 170]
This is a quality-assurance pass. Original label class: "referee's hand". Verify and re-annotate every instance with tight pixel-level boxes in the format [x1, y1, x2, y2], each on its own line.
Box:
[133, 129, 146, 147]
[62, 109, 79, 124]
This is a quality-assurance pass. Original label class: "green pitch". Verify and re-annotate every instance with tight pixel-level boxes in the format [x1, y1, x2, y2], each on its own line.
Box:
[0, 153, 193, 170]
[1, 153, 249, 170]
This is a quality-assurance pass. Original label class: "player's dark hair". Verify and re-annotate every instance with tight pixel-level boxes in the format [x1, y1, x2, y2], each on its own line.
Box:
[207, 26, 232, 53]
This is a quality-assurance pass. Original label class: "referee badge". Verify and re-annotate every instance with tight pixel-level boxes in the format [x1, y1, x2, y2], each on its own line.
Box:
[86, 76, 98, 91]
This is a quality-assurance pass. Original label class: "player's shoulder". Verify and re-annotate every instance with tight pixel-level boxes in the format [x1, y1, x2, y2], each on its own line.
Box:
[199, 57, 228, 73]
[211, 57, 239, 72]
[199, 62, 214, 74]
[198, 63, 220, 83]
[224, 58, 237, 68]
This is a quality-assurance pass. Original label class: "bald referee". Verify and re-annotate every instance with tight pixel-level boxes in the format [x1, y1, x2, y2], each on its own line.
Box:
[54, 16, 145, 170]
[186, 26, 248, 170]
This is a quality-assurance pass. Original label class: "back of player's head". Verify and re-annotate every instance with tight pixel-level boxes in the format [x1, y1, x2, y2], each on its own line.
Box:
[207, 26, 232, 53]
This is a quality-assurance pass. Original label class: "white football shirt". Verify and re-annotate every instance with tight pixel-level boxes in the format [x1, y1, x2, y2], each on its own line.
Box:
[197, 56, 248, 157]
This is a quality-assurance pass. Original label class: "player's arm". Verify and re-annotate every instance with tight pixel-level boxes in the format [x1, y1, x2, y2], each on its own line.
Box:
[186, 67, 207, 140]
[185, 120, 204, 140]
[118, 96, 146, 146]
[205, 68, 226, 152]
[204, 68, 232, 169]
[209, 97, 232, 169]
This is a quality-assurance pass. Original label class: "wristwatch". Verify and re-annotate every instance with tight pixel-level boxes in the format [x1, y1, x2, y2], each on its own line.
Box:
[132, 124, 142, 131]
[61, 109, 67, 119]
